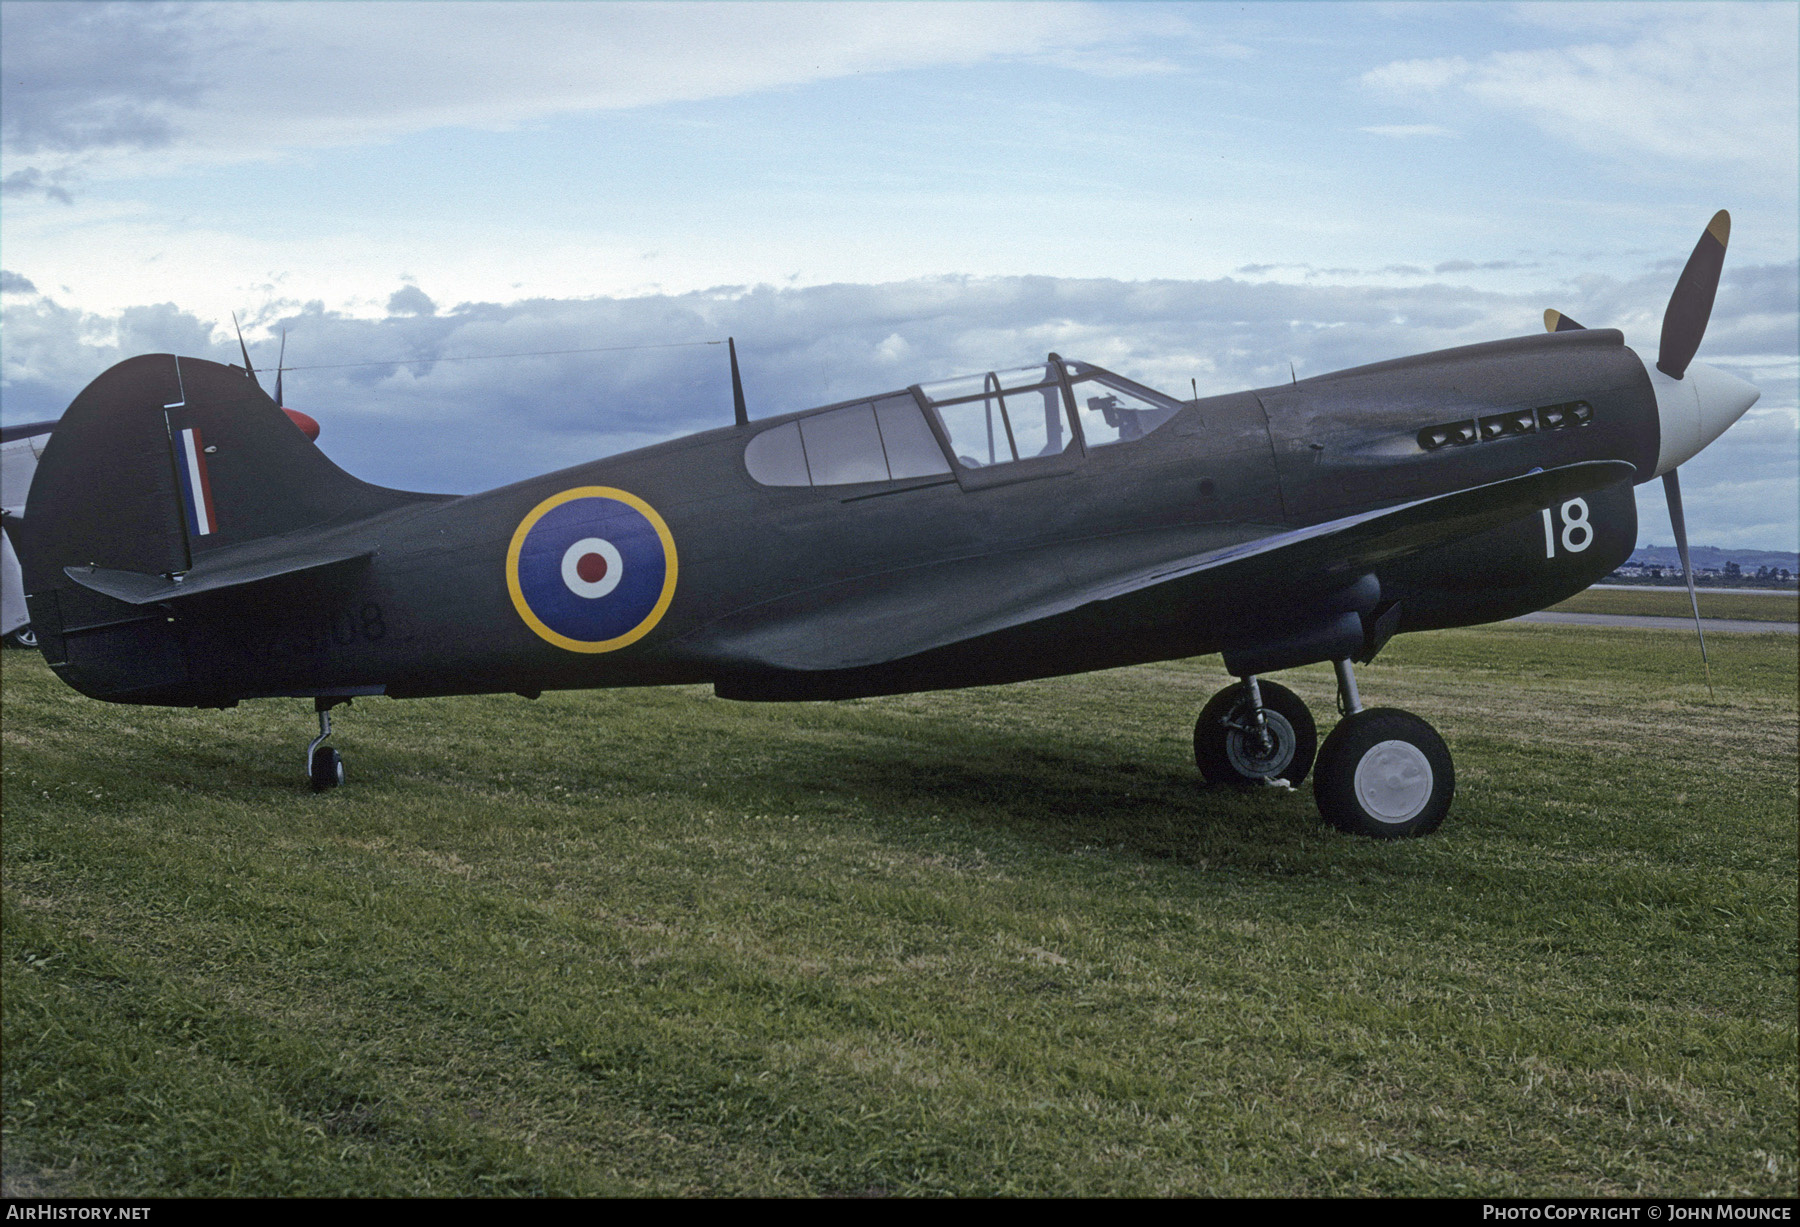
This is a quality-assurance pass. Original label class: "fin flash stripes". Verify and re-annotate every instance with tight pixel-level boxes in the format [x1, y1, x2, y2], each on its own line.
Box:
[176, 427, 218, 536]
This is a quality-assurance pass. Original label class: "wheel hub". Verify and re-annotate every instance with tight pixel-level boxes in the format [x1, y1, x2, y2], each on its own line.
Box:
[1225, 709, 1296, 779]
[1352, 739, 1433, 823]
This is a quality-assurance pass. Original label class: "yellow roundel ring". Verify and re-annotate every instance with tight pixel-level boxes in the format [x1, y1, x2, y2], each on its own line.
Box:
[505, 486, 678, 653]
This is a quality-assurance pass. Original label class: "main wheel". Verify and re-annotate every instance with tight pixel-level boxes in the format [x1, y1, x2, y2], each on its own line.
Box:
[1194, 680, 1318, 787]
[309, 745, 345, 792]
[1313, 708, 1453, 838]
[3, 626, 36, 650]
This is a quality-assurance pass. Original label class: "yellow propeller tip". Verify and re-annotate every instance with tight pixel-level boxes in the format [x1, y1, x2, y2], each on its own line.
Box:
[1706, 210, 1730, 248]
[1543, 309, 1561, 333]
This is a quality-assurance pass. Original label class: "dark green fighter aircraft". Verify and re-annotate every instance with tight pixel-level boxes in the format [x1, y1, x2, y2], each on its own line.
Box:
[6, 213, 1759, 837]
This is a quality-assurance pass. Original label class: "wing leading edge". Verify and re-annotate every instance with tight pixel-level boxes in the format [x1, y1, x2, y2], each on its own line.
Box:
[701, 460, 1635, 680]
[1082, 459, 1635, 608]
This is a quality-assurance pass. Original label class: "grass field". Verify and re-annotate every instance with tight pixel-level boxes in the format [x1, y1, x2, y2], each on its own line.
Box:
[3, 624, 1796, 1197]
[1550, 587, 1799, 623]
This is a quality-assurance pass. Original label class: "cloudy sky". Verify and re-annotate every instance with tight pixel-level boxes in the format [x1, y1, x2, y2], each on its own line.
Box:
[2, 0, 1796, 550]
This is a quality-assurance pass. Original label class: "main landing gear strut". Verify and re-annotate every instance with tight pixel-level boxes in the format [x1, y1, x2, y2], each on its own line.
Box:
[1195, 660, 1455, 837]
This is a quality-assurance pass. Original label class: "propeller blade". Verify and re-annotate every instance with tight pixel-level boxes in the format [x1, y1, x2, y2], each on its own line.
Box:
[232, 312, 264, 391]
[1662, 468, 1714, 699]
[1657, 210, 1730, 381]
[1544, 309, 1586, 332]
[275, 328, 287, 406]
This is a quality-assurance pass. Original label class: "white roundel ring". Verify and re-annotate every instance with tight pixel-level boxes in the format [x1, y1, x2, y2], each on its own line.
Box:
[560, 537, 623, 599]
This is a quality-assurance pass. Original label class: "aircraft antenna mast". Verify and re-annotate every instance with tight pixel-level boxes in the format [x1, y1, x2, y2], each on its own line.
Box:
[729, 337, 749, 427]
[232, 312, 263, 392]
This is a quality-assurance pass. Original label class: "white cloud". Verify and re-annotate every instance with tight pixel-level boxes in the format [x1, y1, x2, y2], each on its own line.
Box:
[7, 267, 1791, 551]
[1362, 54, 1472, 93]
[0, 1, 1141, 177]
[1358, 124, 1457, 138]
[1361, 3, 1798, 174]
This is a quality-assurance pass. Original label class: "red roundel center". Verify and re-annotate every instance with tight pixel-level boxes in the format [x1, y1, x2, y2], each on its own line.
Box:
[576, 552, 609, 584]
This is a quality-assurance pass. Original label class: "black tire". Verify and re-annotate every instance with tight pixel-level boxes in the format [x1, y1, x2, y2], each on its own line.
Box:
[3, 626, 36, 650]
[309, 745, 344, 792]
[1194, 679, 1318, 787]
[1313, 708, 1453, 838]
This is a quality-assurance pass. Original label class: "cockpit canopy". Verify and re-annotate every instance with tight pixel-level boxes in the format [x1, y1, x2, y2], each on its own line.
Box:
[918, 358, 1183, 468]
[743, 356, 1185, 488]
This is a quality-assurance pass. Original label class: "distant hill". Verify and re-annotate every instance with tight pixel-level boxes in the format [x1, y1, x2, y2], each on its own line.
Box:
[1629, 546, 1798, 572]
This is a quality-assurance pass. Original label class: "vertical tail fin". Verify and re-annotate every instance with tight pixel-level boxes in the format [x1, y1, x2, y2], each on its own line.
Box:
[20, 354, 442, 591]
[16, 354, 446, 702]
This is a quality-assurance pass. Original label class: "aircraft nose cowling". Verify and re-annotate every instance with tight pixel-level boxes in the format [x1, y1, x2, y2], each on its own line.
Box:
[1643, 356, 1760, 477]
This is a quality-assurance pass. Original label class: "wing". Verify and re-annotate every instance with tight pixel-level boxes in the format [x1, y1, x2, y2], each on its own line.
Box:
[696, 460, 1634, 675]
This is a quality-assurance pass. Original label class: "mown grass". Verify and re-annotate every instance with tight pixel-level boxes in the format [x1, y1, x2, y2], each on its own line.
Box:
[3, 625, 1795, 1197]
[1551, 587, 1798, 622]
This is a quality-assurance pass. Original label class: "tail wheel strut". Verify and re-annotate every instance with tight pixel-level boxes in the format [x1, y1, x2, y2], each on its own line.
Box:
[306, 697, 349, 792]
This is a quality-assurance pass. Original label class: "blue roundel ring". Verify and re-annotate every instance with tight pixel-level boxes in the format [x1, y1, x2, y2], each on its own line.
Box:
[506, 487, 678, 653]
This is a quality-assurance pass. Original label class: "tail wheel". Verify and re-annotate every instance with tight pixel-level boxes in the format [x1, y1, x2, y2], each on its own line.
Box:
[1313, 708, 1453, 838]
[3, 626, 36, 650]
[309, 745, 344, 792]
[1194, 680, 1318, 787]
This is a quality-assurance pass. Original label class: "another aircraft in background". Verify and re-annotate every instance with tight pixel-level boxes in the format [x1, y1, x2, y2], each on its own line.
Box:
[6, 214, 1757, 838]
[2, 418, 58, 648]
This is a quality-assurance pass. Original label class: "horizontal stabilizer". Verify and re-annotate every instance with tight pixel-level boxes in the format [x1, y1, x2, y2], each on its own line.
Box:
[65, 543, 373, 605]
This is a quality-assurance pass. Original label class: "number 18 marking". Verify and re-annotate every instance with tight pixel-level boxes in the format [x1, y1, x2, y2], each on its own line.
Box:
[1541, 498, 1593, 558]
